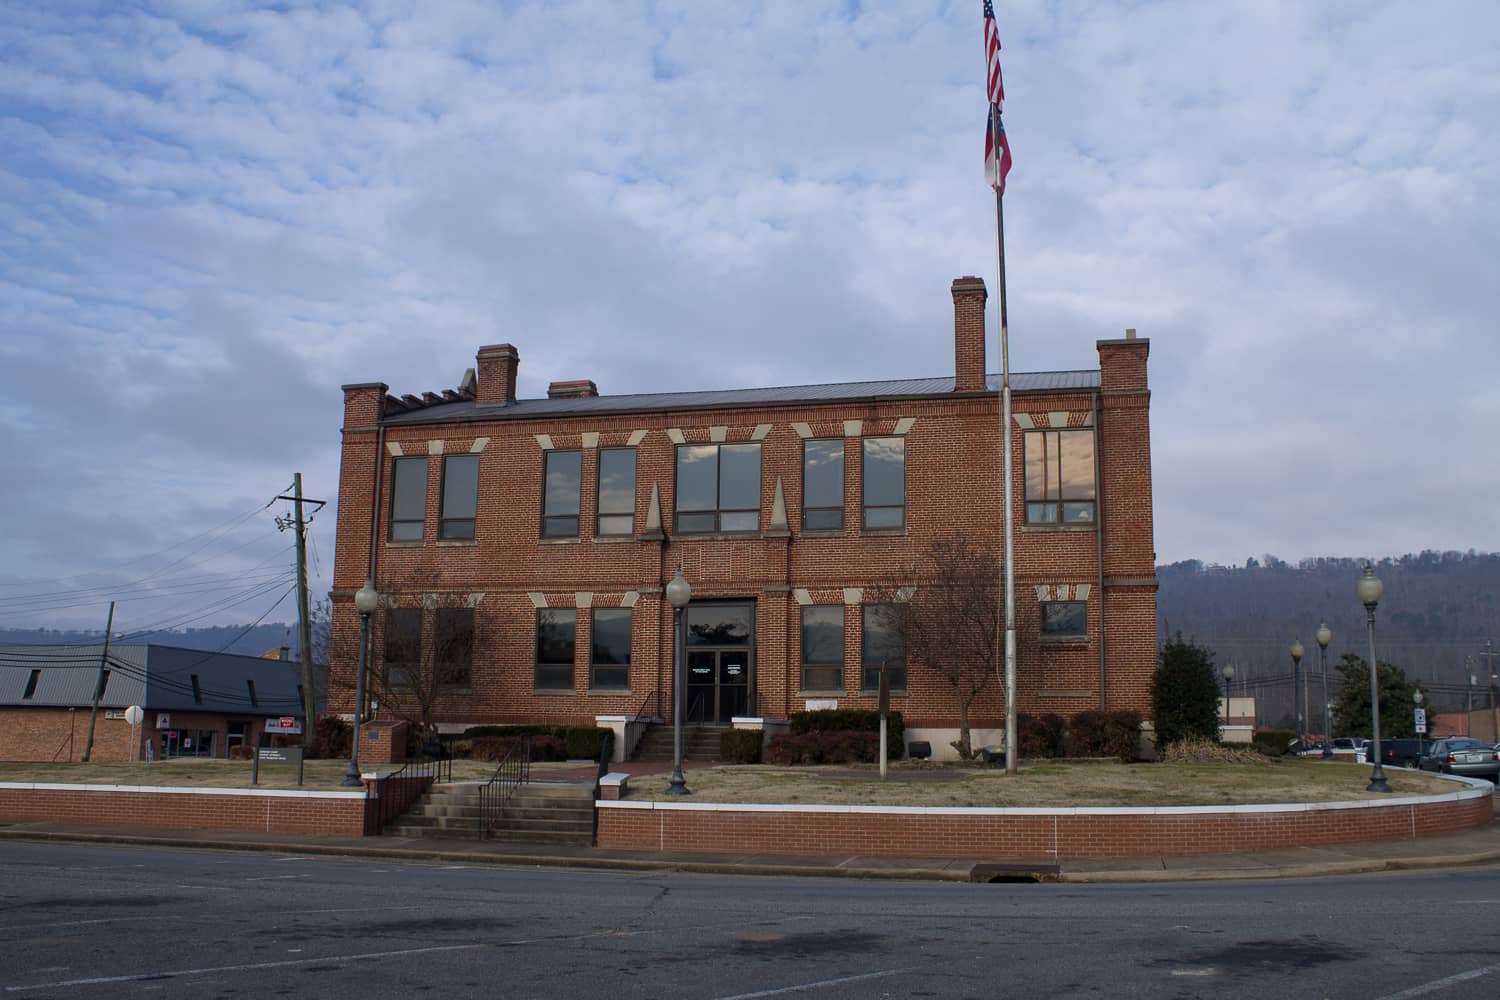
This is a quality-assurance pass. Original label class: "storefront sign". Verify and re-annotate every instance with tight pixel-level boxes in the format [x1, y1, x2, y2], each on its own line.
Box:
[264, 717, 303, 735]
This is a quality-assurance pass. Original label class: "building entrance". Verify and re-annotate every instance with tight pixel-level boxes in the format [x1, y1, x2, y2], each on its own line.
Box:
[683, 602, 754, 725]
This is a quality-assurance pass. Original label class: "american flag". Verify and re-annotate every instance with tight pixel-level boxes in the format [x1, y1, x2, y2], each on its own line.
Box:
[982, 1, 1012, 194]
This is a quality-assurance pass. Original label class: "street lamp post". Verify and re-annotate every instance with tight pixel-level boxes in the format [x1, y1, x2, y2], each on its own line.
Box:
[666, 567, 692, 796]
[1358, 563, 1392, 793]
[1316, 623, 1333, 759]
[1221, 664, 1235, 729]
[1290, 639, 1305, 749]
[342, 579, 380, 787]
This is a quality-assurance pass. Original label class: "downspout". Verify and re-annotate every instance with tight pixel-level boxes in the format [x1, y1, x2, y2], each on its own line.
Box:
[364, 414, 386, 723]
[1093, 389, 1106, 710]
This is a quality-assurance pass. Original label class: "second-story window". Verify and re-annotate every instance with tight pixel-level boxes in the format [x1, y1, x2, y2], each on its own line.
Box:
[389, 457, 428, 541]
[597, 448, 636, 536]
[440, 455, 479, 540]
[1024, 429, 1095, 525]
[542, 450, 583, 538]
[802, 439, 844, 531]
[675, 443, 761, 533]
[862, 437, 905, 529]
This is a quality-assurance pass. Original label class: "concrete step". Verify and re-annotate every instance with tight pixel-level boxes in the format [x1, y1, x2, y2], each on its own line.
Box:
[494, 816, 594, 833]
[386, 823, 483, 839]
[485, 828, 594, 846]
[501, 806, 594, 821]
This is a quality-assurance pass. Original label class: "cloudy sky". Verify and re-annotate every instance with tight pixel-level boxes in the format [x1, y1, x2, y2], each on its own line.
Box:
[2, 0, 1496, 632]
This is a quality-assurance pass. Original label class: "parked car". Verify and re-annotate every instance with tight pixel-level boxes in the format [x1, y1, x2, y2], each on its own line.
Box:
[1371, 738, 1425, 768]
[1329, 737, 1366, 757]
[1417, 738, 1500, 782]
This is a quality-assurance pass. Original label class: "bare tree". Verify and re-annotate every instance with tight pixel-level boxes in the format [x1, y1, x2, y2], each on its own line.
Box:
[871, 531, 1001, 759]
[329, 567, 479, 738]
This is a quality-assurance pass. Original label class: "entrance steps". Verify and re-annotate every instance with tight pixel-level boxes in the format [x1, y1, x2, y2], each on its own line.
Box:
[383, 781, 595, 845]
[631, 724, 723, 762]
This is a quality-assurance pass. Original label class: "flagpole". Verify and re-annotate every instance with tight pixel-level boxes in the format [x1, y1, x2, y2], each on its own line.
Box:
[992, 111, 1017, 776]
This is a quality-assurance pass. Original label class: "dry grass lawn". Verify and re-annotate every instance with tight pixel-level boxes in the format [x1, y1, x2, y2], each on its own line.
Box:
[629, 759, 1462, 807]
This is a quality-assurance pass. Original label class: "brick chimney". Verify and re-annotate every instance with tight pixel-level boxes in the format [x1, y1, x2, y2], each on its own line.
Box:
[951, 276, 987, 392]
[475, 344, 519, 405]
[547, 379, 600, 399]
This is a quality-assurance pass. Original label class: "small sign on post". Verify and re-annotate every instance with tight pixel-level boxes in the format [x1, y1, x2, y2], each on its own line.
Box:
[265, 717, 303, 735]
[1414, 707, 1427, 734]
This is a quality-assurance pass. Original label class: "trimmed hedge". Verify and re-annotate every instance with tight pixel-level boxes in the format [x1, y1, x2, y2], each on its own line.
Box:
[766, 731, 879, 765]
[306, 716, 352, 759]
[1068, 710, 1143, 762]
[788, 710, 904, 759]
[719, 729, 763, 764]
[1252, 729, 1297, 757]
[1018, 713, 1066, 758]
[460, 725, 610, 760]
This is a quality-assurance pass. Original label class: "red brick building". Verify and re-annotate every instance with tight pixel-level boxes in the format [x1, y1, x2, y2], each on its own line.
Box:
[330, 276, 1156, 758]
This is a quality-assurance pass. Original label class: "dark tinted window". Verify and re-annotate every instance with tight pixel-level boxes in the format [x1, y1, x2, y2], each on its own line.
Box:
[440, 455, 479, 540]
[1040, 601, 1088, 638]
[802, 439, 844, 531]
[675, 444, 761, 533]
[685, 604, 754, 646]
[434, 608, 473, 688]
[390, 457, 428, 541]
[591, 608, 632, 689]
[862, 604, 907, 690]
[801, 606, 844, 691]
[383, 608, 422, 688]
[542, 450, 582, 538]
[597, 448, 636, 536]
[535, 609, 576, 689]
[862, 437, 905, 529]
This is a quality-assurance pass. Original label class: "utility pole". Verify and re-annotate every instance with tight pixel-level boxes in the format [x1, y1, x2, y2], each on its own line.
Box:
[80, 601, 115, 763]
[277, 475, 327, 736]
[1487, 639, 1498, 743]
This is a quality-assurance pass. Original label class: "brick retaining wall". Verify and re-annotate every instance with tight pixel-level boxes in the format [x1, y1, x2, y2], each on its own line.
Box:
[596, 780, 1495, 859]
[0, 783, 368, 837]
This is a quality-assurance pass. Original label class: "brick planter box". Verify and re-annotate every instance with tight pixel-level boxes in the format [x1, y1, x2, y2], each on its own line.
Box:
[0, 783, 369, 837]
[596, 777, 1495, 859]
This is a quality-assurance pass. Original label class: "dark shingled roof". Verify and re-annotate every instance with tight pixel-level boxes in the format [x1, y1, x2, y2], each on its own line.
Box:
[382, 370, 1101, 426]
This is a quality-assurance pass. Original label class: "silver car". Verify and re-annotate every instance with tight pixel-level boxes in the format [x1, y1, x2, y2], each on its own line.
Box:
[1416, 738, 1500, 782]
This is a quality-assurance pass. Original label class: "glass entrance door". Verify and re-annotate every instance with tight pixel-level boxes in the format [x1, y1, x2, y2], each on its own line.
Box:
[685, 649, 751, 724]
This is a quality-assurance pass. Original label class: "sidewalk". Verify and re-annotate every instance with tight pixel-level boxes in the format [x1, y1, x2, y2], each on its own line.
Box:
[3, 798, 1497, 884]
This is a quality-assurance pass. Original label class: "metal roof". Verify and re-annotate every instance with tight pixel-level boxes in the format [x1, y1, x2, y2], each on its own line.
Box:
[0, 643, 307, 716]
[382, 370, 1102, 427]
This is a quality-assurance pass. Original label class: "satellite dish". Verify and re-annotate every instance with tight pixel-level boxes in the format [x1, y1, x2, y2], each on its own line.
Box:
[124, 705, 144, 726]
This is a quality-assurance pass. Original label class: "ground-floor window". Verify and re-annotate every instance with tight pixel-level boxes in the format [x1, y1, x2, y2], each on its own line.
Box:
[160, 729, 215, 758]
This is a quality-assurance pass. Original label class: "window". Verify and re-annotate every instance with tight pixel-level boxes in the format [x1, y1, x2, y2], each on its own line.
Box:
[389, 457, 429, 541]
[1025, 429, 1096, 525]
[190, 674, 202, 705]
[862, 437, 905, 529]
[542, 450, 583, 538]
[434, 608, 473, 688]
[802, 439, 844, 531]
[383, 608, 422, 689]
[800, 606, 844, 691]
[597, 448, 637, 536]
[440, 455, 479, 540]
[862, 605, 907, 690]
[535, 609, 576, 690]
[675, 443, 761, 533]
[22, 669, 40, 699]
[591, 609, 632, 689]
[1040, 601, 1088, 639]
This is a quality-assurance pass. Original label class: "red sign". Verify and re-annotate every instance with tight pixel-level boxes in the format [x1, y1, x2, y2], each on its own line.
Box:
[275, 717, 297, 730]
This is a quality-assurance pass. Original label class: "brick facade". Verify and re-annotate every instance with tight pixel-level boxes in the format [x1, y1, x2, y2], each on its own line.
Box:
[0, 707, 264, 763]
[329, 277, 1157, 739]
[0, 783, 368, 836]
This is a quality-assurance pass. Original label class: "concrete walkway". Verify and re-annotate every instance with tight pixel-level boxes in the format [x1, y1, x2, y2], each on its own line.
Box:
[3, 795, 1497, 884]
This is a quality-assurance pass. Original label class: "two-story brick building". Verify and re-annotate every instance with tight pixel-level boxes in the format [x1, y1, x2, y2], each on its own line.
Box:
[329, 276, 1156, 759]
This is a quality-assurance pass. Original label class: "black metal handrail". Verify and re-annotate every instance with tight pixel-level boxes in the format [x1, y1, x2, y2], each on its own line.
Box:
[478, 735, 531, 837]
[633, 689, 662, 721]
[365, 753, 450, 835]
[686, 690, 708, 726]
[590, 730, 615, 845]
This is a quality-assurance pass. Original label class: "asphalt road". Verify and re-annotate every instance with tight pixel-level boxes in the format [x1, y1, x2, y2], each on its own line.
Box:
[2, 842, 1498, 999]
